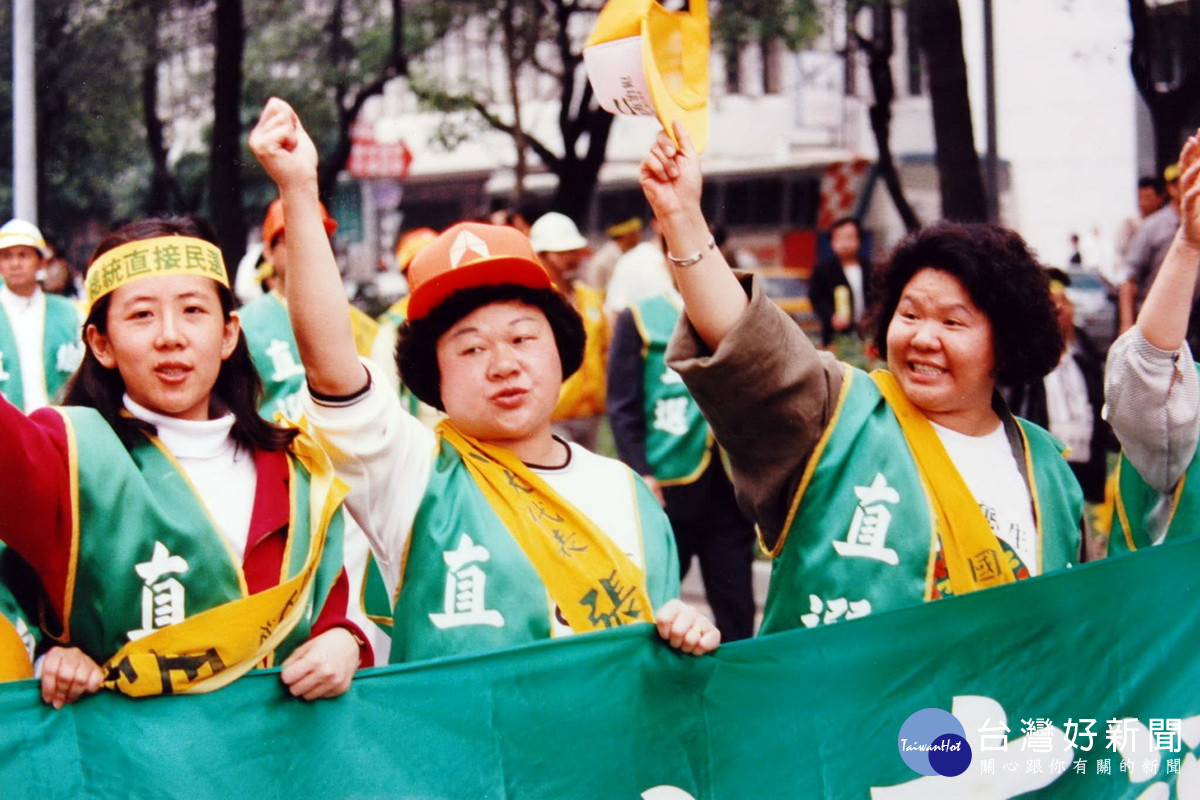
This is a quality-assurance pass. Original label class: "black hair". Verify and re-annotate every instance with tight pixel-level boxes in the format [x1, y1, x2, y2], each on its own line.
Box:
[396, 284, 586, 411]
[830, 216, 862, 235]
[60, 217, 298, 452]
[1138, 175, 1166, 195]
[869, 221, 1063, 386]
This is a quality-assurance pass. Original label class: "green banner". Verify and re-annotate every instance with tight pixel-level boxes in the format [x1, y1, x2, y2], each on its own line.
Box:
[1, 538, 1197, 799]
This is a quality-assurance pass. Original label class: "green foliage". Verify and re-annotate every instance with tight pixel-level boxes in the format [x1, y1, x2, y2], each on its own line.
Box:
[713, 0, 822, 54]
[0, 2, 149, 236]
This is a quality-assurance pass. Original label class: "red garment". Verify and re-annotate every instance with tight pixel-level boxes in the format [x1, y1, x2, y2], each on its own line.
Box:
[0, 398, 371, 666]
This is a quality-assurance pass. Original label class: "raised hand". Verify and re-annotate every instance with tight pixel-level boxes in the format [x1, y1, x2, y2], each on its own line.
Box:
[639, 121, 704, 224]
[1178, 133, 1200, 248]
[248, 97, 319, 193]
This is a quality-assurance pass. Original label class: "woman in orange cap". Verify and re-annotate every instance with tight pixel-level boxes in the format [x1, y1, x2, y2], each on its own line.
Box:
[250, 97, 719, 663]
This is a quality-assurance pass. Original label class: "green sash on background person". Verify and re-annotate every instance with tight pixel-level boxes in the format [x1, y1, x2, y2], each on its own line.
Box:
[630, 293, 712, 484]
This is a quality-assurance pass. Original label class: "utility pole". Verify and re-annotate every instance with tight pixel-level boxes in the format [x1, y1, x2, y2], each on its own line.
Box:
[982, 0, 999, 222]
[12, 0, 36, 222]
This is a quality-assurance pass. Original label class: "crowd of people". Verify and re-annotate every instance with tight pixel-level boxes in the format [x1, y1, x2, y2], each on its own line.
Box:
[0, 97, 1196, 712]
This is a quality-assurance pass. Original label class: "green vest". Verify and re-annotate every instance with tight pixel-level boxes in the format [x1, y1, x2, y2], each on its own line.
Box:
[0, 293, 82, 411]
[0, 544, 39, 666]
[54, 407, 344, 664]
[1110, 363, 1200, 553]
[389, 441, 678, 664]
[238, 293, 307, 421]
[630, 294, 712, 485]
[759, 367, 1081, 636]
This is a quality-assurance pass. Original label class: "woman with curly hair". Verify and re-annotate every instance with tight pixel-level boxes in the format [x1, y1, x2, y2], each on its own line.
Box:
[638, 124, 1082, 635]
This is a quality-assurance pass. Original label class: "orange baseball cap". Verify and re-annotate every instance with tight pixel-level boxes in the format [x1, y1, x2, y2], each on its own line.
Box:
[394, 227, 438, 273]
[406, 222, 553, 320]
[261, 198, 337, 246]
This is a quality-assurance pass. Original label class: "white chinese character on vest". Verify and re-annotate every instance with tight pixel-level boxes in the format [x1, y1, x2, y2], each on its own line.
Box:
[265, 338, 306, 382]
[127, 541, 190, 641]
[652, 396, 690, 436]
[14, 617, 35, 662]
[428, 533, 505, 629]
[659, 367, 684, 385]
[55, 341, 85, 374]
[833, 472, 901, 565]
[799, 594, 872, 628]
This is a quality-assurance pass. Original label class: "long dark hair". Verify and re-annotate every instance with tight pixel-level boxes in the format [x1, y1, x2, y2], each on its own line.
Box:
[61, 217, 298, 452]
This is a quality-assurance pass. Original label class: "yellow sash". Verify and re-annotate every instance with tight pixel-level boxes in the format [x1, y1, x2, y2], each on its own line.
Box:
[100, 428, 347, 697]
[0, 616, 33, 682]
[871, 371, 1016, 595]
[438, 421, 654, 632]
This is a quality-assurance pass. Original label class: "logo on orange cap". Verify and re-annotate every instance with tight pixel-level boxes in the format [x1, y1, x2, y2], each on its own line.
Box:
[406, 222, 553, 321]
[450, 229, 490, 266]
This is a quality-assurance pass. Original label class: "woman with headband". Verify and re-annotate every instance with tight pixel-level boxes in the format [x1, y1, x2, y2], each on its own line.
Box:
[0, 217, 369, 707]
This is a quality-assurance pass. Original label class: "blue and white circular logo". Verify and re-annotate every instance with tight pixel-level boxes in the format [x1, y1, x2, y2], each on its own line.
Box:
[898, 707, 973, 777]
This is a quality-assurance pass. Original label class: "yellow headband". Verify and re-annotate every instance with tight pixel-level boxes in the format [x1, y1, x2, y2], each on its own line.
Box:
[85, 236, 228, 313]
[1049, 279, 1066, 295]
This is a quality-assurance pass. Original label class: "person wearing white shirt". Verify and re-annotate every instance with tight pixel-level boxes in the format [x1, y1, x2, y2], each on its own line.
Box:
[0, 220, 83, 411]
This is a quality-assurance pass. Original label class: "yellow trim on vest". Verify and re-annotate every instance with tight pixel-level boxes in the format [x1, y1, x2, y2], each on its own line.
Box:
[359, 558, 395, 629]
[438, 421, 654, 633]
[0, 616, 32, 681]
[769, 364, 855, 559]
[1015, 422, 1046, 576]
[656, 434, 714, 488]
[59, 410, 83, 643]
[1115, 456, 1188, 553]
[872, 370, 1016, 595]
[1113, 458, 1137, 553]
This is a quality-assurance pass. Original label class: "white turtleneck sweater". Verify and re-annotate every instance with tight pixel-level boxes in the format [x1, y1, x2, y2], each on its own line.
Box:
[123, 396, 257, 559]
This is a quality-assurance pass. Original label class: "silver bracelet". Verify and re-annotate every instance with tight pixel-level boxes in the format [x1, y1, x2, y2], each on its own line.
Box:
[666, 236, 716, 268]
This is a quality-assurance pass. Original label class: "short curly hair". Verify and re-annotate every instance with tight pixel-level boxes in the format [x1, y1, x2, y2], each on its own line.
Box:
[396, 284, 586, 411]
[870, 221, 1063, 385]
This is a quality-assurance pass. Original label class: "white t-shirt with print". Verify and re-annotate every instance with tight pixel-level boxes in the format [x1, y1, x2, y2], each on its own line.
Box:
[931, 421, 1040, 576]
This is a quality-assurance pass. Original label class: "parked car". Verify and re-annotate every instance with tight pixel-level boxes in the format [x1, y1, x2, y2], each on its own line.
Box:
[753, 266, 818, 335]
[1063, 268, 1118, 352]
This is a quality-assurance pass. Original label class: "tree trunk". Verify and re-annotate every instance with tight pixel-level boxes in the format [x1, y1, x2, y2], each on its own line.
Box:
[909, 0, 987, 222]
[209, 0, 246, 273]
[856, 0, 920, 232]
[1128, 0, 1200, 172]
[503, 0, 528, 207]
[142, 0, 185, 215]
[318, 0, 407, 199]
